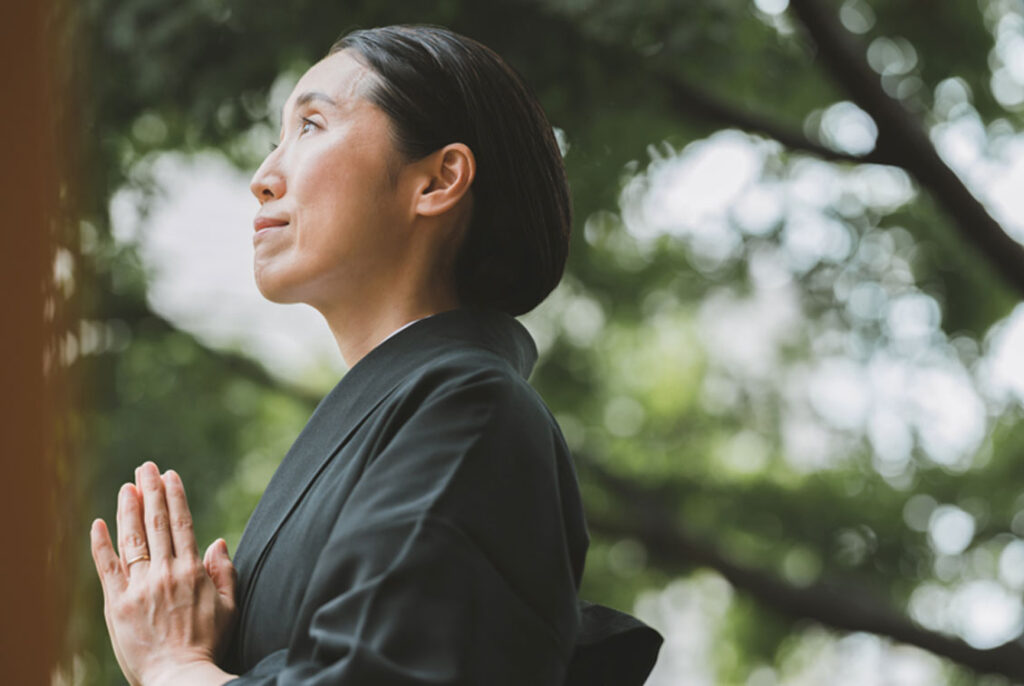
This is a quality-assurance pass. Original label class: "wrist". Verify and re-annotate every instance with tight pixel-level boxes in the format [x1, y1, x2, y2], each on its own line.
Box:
[145, 656, 235, 686]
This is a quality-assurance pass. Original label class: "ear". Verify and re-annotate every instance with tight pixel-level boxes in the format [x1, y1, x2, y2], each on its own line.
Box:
[414, 143, 476, 218]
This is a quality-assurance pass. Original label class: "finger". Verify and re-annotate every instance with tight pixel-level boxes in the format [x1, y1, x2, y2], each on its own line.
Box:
[162, 470, 198, 561]
[204, 539, 237, 602]
[222, 539, 238, 588]
[90, 519, 128, 594]
[204, 540, 214, 575]
[135, 466, 144, 510]
[116, 483, 127, 568]
[138, 461, 173, 562]
[116, 483, 149, 574]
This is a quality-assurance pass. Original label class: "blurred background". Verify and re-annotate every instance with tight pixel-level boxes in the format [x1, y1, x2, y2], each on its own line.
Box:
[27, 0, 1024, 683]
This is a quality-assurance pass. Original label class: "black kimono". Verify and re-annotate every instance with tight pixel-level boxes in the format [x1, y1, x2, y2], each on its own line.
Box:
[221, 306, 661, 685]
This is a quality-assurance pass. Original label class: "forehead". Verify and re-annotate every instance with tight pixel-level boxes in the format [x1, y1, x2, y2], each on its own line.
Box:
[280, 50, 376, 122]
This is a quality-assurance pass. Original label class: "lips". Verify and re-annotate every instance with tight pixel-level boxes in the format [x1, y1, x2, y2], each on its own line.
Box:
[253, 216, 289, 232]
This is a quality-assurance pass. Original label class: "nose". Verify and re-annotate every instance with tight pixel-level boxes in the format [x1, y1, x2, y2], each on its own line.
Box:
[249, 150, 285, 202]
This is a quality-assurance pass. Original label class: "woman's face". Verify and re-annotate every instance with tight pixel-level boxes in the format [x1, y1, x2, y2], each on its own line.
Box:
[249, 50, 413, 310]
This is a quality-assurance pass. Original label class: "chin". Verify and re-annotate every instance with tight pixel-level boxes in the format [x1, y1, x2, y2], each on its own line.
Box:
[253, 269, 303, 305]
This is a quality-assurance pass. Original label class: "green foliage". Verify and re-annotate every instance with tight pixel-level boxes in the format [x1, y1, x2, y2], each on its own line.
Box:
[67, 0, 1024, 683]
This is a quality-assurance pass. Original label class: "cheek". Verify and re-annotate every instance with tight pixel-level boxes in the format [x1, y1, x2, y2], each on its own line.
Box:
[288, 133, 400, 245]
[289, 152, 346, 232]
[300, 147, 377, 213]
[296, 144, 345, 193]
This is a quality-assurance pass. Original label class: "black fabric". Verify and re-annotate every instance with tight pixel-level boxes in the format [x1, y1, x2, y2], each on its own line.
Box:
[220, 306, 662, 685]
[566, 602, 664, 685]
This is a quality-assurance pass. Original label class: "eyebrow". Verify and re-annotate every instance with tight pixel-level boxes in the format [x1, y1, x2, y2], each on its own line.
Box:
[278, 91, 339, 136]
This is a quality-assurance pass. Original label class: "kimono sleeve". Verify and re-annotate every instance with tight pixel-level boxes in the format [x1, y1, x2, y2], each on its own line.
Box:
[225, 367, 582, 686]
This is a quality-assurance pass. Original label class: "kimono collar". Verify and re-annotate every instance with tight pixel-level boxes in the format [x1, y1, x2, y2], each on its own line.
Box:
[349, 306, 539, 382]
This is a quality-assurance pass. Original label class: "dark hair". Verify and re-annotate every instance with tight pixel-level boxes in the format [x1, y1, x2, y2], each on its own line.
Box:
[329, 24, 571, 316]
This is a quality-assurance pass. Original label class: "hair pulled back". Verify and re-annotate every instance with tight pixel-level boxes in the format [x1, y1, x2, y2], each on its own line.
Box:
[330, 24, 571, 316]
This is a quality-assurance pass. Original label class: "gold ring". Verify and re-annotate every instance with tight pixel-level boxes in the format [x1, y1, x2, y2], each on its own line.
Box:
[125, 553, 150, 568]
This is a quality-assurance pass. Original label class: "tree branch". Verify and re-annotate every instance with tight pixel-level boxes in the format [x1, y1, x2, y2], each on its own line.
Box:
[526, 1, 886, 166]
[582, 460, 1024, 681]
[650, 67, 895, 166]
[101, 298, 326, 408]
[786, 0, 1024, 298]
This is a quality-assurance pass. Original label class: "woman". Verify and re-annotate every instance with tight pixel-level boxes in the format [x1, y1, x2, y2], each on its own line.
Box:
[90, 24, 662, 685]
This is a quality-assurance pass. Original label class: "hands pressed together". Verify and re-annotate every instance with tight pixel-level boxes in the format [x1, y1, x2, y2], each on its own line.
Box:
[90, 461, 238, 686]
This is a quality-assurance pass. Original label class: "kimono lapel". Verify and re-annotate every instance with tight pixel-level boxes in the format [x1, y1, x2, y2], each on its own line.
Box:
[231, 306, 538, 632]
[231, 322, 435, 609]
[229, 366, 398, 587]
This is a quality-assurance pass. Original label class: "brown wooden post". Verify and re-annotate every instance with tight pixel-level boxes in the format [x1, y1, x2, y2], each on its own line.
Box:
[0, 1, 66, 683]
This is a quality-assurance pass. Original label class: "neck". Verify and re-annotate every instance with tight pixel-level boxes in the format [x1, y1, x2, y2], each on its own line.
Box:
[316, 215, 466, 368]
[318, 278, 461, 369]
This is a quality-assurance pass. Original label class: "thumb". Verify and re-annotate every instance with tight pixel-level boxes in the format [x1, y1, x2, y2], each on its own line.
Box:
[204, 538, 237, 600]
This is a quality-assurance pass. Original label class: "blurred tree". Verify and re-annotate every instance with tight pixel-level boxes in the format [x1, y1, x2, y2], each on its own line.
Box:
[62, 0, 1024, 683]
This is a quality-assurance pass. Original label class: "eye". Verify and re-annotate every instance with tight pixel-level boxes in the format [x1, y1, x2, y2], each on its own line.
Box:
[269, 116, 317, 152]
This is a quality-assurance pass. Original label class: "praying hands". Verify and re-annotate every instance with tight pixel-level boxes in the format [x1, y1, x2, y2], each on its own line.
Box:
[90, 461, 239, 686]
